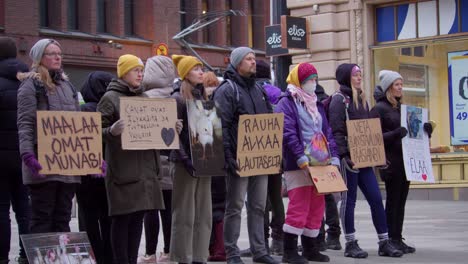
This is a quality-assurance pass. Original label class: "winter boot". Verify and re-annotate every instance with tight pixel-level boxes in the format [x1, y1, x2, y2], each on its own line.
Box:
[270, 238, 284, 256]
[326, 235, 342, 250]
[394, 238, 416, 254]
[344, 240, 368, 258]
[301, 235, 330, 262]
[281, 233, 308, 264]
[208, 221, 227, 261]
[378, 239, 403, 257]
[316, 233, 327, 251]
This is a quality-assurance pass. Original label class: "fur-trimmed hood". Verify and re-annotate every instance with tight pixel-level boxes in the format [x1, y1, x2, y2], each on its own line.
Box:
[17, 69, 69, 85]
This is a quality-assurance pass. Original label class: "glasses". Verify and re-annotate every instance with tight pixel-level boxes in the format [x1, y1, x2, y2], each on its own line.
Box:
[43, 52, 63, 58]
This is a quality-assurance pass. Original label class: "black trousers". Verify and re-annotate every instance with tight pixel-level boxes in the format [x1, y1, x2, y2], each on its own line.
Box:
[0, 171, 30, 260]
[76, 177, 113, 264]
[28, 181, 76, 233]
[144, 190, 172, 255]
[264, 173, 285, 241]
[111, 211, 145, 264]
[319, 194, 341, 238]
[384, 177, 410, 240]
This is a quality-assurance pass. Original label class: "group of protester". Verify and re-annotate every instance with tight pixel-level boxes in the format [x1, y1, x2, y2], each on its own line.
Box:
[0, 36, 434, 264]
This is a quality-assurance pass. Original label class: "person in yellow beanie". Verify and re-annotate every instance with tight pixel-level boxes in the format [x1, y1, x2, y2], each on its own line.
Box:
[169, 54, 212, 263]
[97, 54, 165, 264]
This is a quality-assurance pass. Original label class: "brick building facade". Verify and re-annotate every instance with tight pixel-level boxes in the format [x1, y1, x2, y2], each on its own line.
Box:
[0, 0, 269, 89]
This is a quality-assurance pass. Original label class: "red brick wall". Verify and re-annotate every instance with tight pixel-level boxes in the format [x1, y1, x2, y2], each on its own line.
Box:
[79, 0, 95, 34]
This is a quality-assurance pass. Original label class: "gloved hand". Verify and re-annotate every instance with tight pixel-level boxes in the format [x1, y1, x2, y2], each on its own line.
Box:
[423, 122, 433, 138]
[110, 119, 125, 136]
[342, 156, 359, 173]
[182, 158, 196, 176]
[395, 127, 408, 138]
[91, 160, 107, 178]
[22, 152, 45, 179]
[376, 159, 391, 170]
[225, 158, 240, 174]
[175, 119, 183, 134]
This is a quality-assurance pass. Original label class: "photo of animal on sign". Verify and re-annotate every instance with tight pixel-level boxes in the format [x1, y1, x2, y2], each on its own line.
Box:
[120, 97, 179, 150]
[236, 113, 284, 177]
[21, 232, 96, 264]
[187, 99, 225, 177]
[36, 111, 102, 175]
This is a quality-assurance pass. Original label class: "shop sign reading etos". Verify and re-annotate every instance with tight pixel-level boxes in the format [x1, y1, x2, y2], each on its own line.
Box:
[281, 15, 308, 49]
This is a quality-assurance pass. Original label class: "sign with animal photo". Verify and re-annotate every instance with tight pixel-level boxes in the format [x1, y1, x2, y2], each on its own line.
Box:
[401, 105, 434, 183]
[346, 118, 386, 169]
[236, 113, 284, 177]
[308, 165, 347, 194]
[21, 232, 96, 264]
[36, 111, 102, 175]
[120, 97, 179, 150]
[187, 99, 225, 177]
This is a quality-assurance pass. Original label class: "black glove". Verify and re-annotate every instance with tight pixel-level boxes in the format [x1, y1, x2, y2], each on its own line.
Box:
[181, 158, 195, 176]
[342, 156, 359, 173]
[225, 157, 240, 175]
[423, 122, 433, 138]
[395, 127, 408, 138]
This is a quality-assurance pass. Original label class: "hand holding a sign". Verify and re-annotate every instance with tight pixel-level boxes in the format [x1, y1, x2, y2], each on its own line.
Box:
[176, 119, 183, 134]
[423, 122, 433, 138]
[110, 119, 125, 136]
[395, 127, 408, 138]
[22, 152, 44, 179]
[91, 160, 107, 178]
[342, 156, 358, 173]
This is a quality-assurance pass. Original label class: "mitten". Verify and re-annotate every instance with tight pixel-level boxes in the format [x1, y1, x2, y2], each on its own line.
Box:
[110, 119, 125, 136]
[342, 156, 359, 173]
[423, 122, 433, 138]
[91, 160, 107, 178]
[22, 152, 45, 179]
[395, 127, 408, 138]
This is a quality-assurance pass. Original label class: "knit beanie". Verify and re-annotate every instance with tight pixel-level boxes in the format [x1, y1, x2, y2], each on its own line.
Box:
[0, 37, 17, 60]
[117, 54, 144, 78]
[230, 47, 255, 69]
[172, 55, 202, 80]
[286, 63, 318, 87]
[256, 60, 271, 79]
[29, 39, 61, 63]
[379, 70, 403, 92]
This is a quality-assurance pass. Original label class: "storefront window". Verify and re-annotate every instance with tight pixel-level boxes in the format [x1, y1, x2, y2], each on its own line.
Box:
[372, 38, 468, 152]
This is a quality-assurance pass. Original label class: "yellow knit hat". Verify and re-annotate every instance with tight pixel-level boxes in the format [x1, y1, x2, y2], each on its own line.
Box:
[117, 54, 144, 78]
[172, 55, 203, 80]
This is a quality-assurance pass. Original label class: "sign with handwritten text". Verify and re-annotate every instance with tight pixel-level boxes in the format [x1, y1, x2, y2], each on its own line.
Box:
[36, 111, 102, 175]
[120, 97, 178, 150]
[346, 118, 386, 169]
[308, 165, 347, 194]
[236, 113, 284, 177]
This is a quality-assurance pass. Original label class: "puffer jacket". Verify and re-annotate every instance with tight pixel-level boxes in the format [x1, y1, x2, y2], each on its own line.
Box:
[328, 63, 373, 157]
[97, 79, 164, 215]
[371, 86, 406, 181]
[213, 64, 272, 163]
[275, 90, 339, 171]
[17, 70, 81, 185]
[0, 58, 28, 175]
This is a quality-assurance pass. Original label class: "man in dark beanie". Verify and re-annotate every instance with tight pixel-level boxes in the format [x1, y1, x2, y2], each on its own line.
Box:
[0, 37, 30, 264]
[214, 48, 278, 264]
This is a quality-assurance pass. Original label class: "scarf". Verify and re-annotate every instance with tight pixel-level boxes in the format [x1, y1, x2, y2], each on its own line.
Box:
[288, 84, 320, 123]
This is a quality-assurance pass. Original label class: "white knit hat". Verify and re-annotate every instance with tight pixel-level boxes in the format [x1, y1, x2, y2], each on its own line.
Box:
[379, 70, 403, 92]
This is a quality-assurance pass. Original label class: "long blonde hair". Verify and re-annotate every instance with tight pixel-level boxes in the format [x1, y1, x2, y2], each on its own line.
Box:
[180, 80, 207, 101]
[351, 85, 368, 110]
[385, 87, 401, 108]
[32, 62, 56, 91]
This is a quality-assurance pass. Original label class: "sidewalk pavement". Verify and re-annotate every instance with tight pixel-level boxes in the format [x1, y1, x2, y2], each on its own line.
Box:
[8, 200, 468, 264]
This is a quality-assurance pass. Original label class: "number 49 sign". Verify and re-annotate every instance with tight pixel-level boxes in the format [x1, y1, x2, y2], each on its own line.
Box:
[448, 50, 468, 145]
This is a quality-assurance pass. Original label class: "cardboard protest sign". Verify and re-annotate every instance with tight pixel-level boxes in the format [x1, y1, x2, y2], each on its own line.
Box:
[346, 118, 386, 169]
[308, 165, 347, 194]
[236, 113, 284, 177]
[187, 99, 225, 177]
[120, 97, 179, 150]
[36, 111, 102, 175]
[21, 232, 96, 263]
[401, 105, 434, 183]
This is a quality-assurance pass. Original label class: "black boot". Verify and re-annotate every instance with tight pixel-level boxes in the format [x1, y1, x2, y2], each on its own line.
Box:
[378, 239, 403, 257]
[325, 234, 342, 250]
[301, 235, 330, 262]
[344, 240, 368, 258]
[316, 232, 327, 251]
[282, 233, 308, 264]
[393, 238, 415, 254]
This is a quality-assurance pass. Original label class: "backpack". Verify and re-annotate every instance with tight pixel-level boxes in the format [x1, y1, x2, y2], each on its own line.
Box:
[322, 90, 350, 120]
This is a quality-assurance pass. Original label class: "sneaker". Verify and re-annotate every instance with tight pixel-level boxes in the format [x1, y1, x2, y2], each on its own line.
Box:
[138, 254, 157, 263]
[378, 239, 403, 257]
[157, 252, 170, 262]
[398, 239, 416, 254]
[344, 240, 368, 258]
[326, 236, 342, 250]
[227, 256, 244, 264]
[252, 254, 280, 264]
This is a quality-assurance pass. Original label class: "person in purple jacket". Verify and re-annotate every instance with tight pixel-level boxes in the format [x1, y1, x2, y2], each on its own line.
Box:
[274, 63, 340, 263]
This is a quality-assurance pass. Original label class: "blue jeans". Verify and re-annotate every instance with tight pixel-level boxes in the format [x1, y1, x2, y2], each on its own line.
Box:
[340, 167, 387, 236]
[0, 173, 30, 261]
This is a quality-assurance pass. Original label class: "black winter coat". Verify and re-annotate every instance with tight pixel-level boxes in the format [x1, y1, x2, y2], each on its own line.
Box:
[328, 63, 372, 157]
[213, 64, 272, 162]
[0, 58, 28, 174]
[370, 86, 406, 181]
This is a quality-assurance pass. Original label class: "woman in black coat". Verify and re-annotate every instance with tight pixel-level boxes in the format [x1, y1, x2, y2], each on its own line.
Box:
[371, 70, 433, 254]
